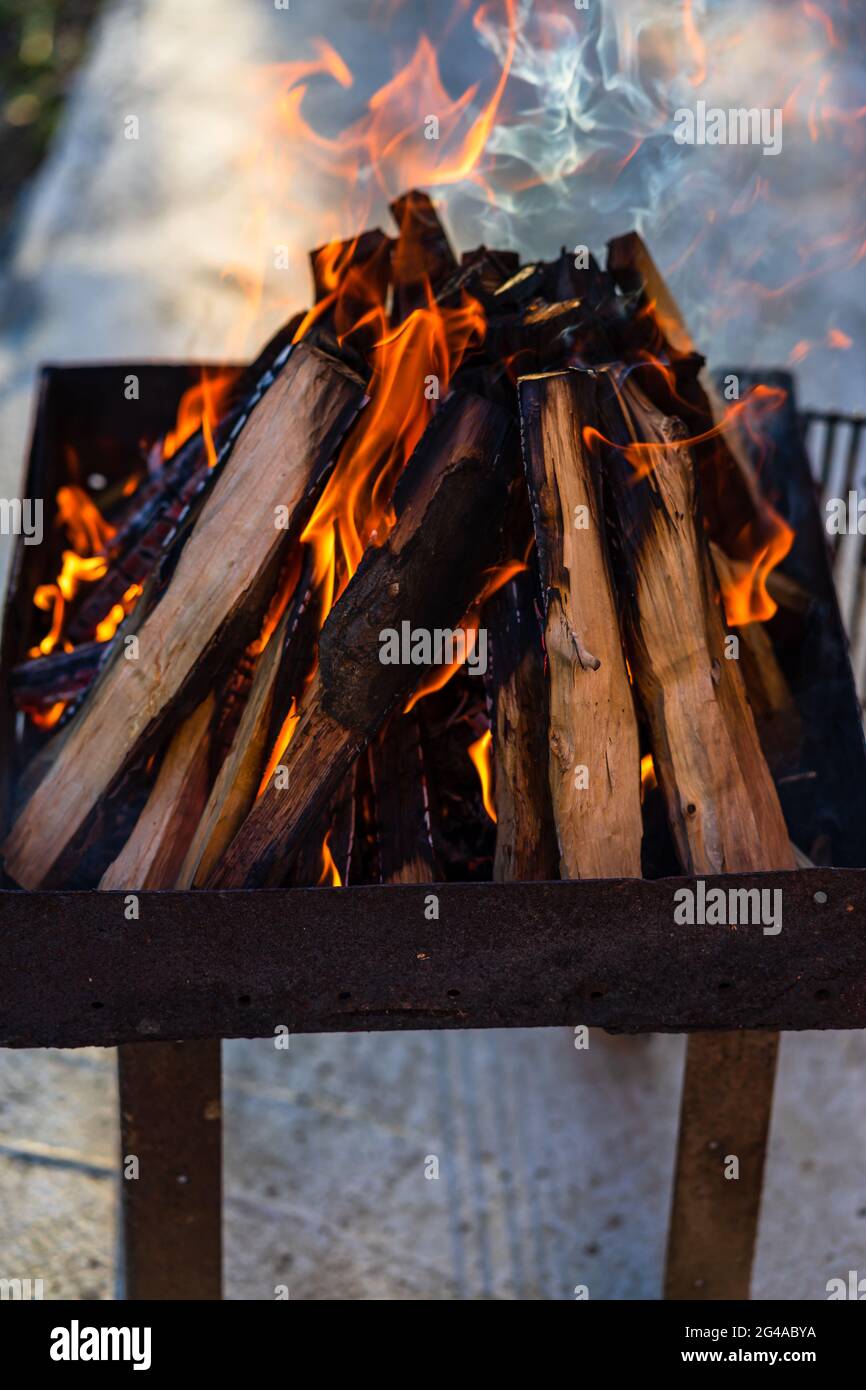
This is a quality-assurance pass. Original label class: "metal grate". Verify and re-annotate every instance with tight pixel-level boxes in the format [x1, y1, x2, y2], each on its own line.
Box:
[800, 409, 866, 710]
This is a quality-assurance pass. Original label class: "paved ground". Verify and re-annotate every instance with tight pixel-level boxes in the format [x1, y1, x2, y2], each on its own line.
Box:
[1, 0, 865, 1301]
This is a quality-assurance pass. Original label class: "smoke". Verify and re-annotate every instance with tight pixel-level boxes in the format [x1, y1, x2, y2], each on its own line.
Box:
[433, 0, 866, 413]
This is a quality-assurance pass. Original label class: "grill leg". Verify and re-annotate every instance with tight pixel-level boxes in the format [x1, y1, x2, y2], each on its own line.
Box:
[118, 1039, 222, 1300]
[664, 1030, 778, 1300]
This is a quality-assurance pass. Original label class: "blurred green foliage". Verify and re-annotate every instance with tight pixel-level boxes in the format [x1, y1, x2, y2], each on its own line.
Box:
[0, 0, 103, 233]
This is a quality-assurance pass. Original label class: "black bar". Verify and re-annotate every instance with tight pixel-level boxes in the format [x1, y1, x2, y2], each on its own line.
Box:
[0, 870, 864, 1047]
[118, 1040, 222, 1301]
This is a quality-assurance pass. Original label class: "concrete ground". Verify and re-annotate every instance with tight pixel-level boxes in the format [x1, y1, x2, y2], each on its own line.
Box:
[0, 0, 865, 1300]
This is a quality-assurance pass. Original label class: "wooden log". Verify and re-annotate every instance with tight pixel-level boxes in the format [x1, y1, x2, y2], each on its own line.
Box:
[99, 695, 215, 890]
[518, 370, 643, 879]
[487, 566, 558, 883]
[207, 391, 518, 889]
[606, 230, 789, 602]
[596, 370, 795, 1301]
[597, 373, 795, 876]
[13, 640, 105, 708]
[390, 190, 459, 320]
[177, 607, 295, 890]
[2, 344, 366, 888]
[370, 709, 437, 884]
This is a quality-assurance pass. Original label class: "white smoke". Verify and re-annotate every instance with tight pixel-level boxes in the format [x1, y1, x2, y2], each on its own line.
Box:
[436, 0, 866, 413]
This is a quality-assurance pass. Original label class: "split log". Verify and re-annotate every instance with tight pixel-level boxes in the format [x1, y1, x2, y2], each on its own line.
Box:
[207, 390, 518, 889]
[519, 369, 643, 879]
[177, 603, 297, 890]
[67, 320, 306, 646]
[487, 565, 558, 883]
[597, 371, 796, 1301]
[2, 344, 366, 888]
[597, 373, 795, 875]
[99, 695, 215, 890]
[606, 230, 787, 597]
[710, 542, 802, 778]
[309, 229, 392, 348]
[390, 190, 458, 320]
[370, 709, 436, 884]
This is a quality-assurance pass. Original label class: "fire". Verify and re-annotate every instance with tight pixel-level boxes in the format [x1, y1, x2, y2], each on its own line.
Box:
[28, 486, 115, 660]
[468, 728, 497, 823]
[404, 559, 527, 713]
[640, 752, 657, 799]
[318, 830, 343, 887]
[256, 698, 299, 799]
[298, 286, 487, 627]
[162, 369, 238, 470]
[583, 382, 795, 625]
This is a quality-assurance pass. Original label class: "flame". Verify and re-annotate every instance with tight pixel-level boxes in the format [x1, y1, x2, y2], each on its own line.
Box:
[264, 0, 516, 210]
[318, 830, 343, 887]
[299, 288, 486, 626]
[162, 369, 238, 469]
[827, 327, 852, 350]
[28, 702, 66, 731]
[640, 752, 657, 799]
[468, 728, 496, 823]
[257, 698, 300, 798]
[583, 382, 794, 625]
[403, 558, 526, 712]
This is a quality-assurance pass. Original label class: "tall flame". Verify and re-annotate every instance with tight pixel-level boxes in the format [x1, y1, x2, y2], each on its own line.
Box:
[468, 728, 497, 823]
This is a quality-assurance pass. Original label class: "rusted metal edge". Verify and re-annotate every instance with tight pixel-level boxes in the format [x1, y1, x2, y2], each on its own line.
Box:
[118, 1040, 222, 1300]
[0, 869, 862, 1047]
[664, 1030, 779, 1300]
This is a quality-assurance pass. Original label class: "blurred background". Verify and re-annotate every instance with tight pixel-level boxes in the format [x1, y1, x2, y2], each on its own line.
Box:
[0, 0, 865, 1300]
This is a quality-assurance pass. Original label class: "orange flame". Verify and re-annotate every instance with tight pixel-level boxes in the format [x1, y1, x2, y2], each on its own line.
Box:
[404, 559, 526, 712]
[640, 752, 657, 800]
[257, 698, 300, 798]
[318, 830, 343, 887]
[29, 484, 116, 659]
[468, 728, 496, 823]
[582, 385, 795, 625]
[300, 289, 486, 628]
[162, 369, 238, 469]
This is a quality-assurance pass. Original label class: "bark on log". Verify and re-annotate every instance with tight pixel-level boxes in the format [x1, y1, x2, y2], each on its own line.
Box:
[519, 369, 643, 879]
[2, 344, 365, 888]
[207, 390, 518, 889]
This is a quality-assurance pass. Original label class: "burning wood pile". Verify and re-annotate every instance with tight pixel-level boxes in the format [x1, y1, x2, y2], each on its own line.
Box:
[2, 190, 799, 896]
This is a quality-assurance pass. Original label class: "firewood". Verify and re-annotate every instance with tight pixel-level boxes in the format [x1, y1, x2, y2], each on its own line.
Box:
[370, 710, 436, 884]
[67, 320, 306, 645]
[487, 566, 558, 882]
[596, 370, 795, 1300]
[13, 640, 105, 709]
[518, 369, 643, 879]
[597, 372, 795, 875]
[2, 344, 366, 888]
[99, 695, 215, 890]
[390, 190, 458, 320]
[206, 391, 518, 889]
[177, 605, 295, 890]
[710, 541, 802, 777]
[606, 230, 783, 589]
